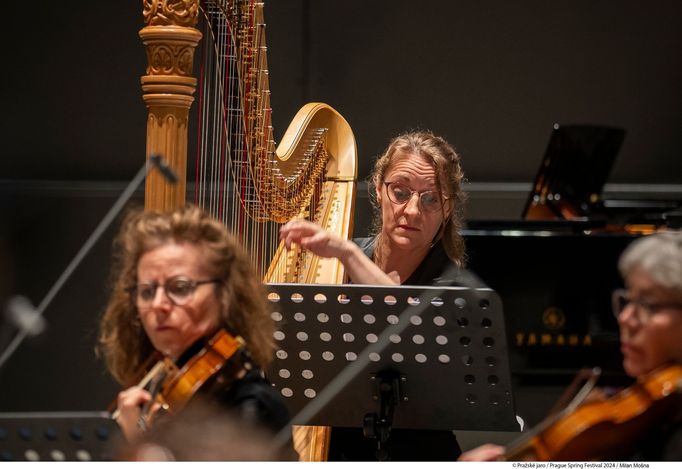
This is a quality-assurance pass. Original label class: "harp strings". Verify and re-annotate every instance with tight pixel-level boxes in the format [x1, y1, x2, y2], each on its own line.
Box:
[194, 0, 330, 277]
[195, 0, 275, 275]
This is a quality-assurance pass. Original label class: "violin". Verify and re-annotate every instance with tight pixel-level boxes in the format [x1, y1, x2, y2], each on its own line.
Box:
[113, 329, 250, 431]
[505, 364, 682, 461]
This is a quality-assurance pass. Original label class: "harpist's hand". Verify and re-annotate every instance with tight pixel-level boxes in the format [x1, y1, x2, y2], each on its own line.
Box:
[458, 443, 505, 461]
[280, 219, 398, 285]
[279, 219, 350, 260]
[115, 386, 154, 442]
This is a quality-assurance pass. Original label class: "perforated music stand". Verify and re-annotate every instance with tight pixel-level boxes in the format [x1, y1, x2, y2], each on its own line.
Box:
[0, 411, 122, 461]
[266, 283, 516, 435]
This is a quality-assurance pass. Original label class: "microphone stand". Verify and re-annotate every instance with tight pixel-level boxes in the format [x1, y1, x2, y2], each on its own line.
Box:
[0, 155, 177, 371]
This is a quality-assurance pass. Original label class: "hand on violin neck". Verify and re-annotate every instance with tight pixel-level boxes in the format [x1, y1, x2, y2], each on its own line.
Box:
[115, 386, 161, 442]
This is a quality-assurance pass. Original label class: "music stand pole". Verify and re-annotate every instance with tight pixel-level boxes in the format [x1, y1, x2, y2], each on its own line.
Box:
[0, 155, 175, 370]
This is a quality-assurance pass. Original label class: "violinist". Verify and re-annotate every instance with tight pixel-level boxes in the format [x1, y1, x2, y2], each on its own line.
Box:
[459, 231, 682, 461]
[98, 205, 293, 458]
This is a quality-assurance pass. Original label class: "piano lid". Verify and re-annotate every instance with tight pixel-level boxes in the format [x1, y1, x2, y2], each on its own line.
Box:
[465, 123, 680, 234]
[522, 124, 626, 220]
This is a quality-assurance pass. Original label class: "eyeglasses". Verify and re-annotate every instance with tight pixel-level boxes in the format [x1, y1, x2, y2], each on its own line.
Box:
[611, 288, 682, 324]
[131, 277, 220, 309]
[383, 181, 447, 213]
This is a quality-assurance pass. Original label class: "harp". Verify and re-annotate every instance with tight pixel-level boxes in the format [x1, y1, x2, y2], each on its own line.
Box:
[139, 0, 356, 461]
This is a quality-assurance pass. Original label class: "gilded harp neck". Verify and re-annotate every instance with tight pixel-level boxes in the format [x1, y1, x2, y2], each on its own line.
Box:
[265, 103, 357, 284]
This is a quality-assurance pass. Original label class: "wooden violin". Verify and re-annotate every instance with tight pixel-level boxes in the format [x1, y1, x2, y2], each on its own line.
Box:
[505, 364, 682, 461]
[114, 328, 250, 431]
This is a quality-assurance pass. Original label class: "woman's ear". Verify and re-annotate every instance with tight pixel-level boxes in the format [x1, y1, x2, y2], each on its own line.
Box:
[443, 198, 454, 220]
[374, 176, 382, 202]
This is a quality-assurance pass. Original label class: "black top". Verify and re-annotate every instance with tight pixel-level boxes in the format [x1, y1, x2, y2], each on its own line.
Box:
[353, 236, 485, 287]
[210, 367, 291, 434]
[327, 237, 480, 461]
[174, 337, 290, 433]
[630, 416, 682, 461]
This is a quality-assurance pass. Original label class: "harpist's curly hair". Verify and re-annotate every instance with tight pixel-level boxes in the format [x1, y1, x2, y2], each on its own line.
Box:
[368, 130, 467, 266]
[98, 205, 275, 386]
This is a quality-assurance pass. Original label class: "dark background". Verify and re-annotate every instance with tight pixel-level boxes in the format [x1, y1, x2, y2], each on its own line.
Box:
[1, 0, 680, 430]
[3, 1, 682, 183]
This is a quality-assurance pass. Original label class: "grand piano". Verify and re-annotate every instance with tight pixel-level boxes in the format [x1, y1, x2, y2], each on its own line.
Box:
[463, 124, 681, 426]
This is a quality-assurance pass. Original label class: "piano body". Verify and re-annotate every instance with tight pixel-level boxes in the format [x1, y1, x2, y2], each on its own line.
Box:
[463, 124, 681, 426]
[464, 229, 635, 425]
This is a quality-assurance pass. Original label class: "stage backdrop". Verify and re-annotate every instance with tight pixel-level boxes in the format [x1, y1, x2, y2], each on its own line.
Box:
[1, 0, 681, 415]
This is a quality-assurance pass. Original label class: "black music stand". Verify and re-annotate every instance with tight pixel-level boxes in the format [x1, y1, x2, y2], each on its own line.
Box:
[0, 411, 122, 461]
[266, 283, 517, 455]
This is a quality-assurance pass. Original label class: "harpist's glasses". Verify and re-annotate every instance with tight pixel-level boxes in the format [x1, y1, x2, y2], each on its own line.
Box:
[383, 181, 447, 212]
[132, 277, 220, 309]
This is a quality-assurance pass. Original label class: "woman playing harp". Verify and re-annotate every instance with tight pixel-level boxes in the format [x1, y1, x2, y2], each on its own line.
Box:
[280, 131, 473, 460]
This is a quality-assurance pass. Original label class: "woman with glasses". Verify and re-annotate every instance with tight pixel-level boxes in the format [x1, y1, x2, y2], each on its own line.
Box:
[613, 231, 682, 383]
[613, 231, 682, 460]
[281, 131, 476, 460]
[459, 231, 682, 461]
[280, 130, 471, 287]
[98, 206, 292, 457]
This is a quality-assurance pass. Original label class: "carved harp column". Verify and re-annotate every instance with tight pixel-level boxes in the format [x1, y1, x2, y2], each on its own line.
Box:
[140, 0, 202, 210]
[138, 1, 357, 461]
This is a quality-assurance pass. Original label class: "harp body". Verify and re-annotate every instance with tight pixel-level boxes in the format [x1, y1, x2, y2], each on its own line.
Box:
[139, 0, 356, 460]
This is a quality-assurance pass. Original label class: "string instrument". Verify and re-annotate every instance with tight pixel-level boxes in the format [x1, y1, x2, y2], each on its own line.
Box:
[115, 329, 249, 431]
[505, 364, 682, 461]
[139, 1, 357, 460]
